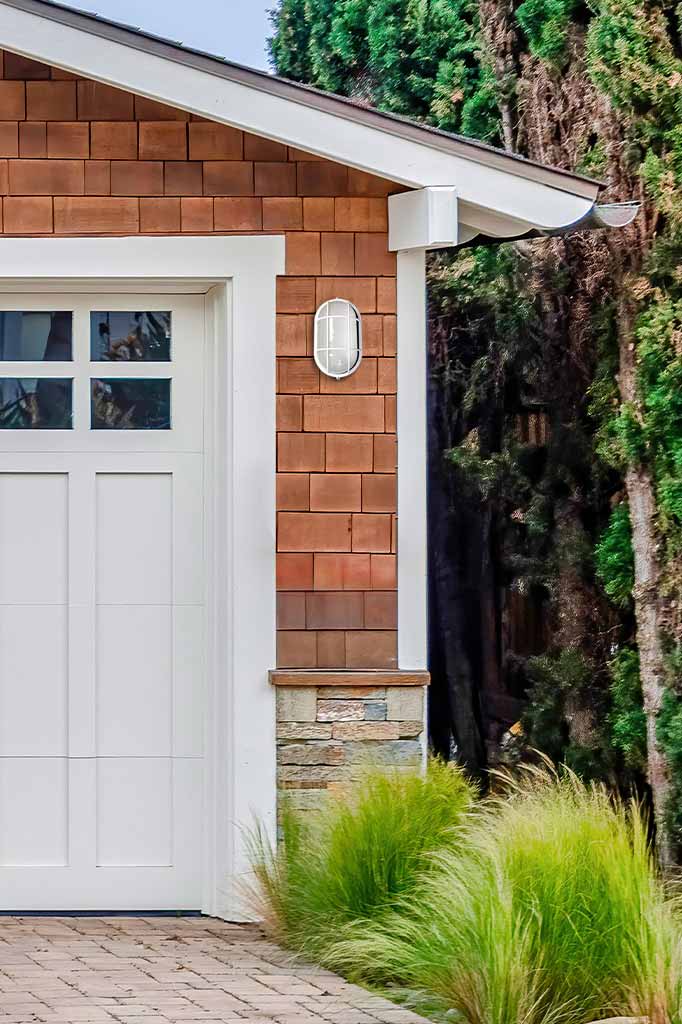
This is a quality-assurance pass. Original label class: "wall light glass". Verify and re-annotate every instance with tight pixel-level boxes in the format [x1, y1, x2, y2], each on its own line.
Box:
[314, 298, 362, 379]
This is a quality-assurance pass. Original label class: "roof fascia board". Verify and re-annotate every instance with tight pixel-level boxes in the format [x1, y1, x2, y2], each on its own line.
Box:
[0, 2, 599, 230]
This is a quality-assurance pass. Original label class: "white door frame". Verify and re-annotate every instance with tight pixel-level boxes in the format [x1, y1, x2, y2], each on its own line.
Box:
[0, 234, 284, 920]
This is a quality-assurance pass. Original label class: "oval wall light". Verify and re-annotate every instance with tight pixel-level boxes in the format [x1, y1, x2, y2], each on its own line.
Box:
[314, 298, 362, 379]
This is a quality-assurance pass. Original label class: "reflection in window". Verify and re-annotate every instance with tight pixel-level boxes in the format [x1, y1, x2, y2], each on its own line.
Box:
[0, 312, 72, 361]
[0, 378, 72, 429]
[90, 312, 171, 361]
[91, 379, 171, 430]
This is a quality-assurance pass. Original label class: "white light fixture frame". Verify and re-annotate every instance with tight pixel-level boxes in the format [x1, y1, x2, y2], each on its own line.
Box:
[313, 297, 362, 380]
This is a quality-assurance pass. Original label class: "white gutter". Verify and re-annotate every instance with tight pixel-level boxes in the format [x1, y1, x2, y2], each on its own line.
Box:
[389, 190, 640, 252]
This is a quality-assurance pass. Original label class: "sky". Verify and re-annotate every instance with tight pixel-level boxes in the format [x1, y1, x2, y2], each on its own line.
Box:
[65, 0, 273, 70]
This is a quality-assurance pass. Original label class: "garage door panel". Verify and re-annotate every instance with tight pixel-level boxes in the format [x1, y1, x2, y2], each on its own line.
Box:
[96, 604, 172, 758]
[96, 757, 172, 868]
[0, 472, 67, 604]
[0, 757, 68, 867]
[0, 605, 67, 756]
[96, 472, 172, 605]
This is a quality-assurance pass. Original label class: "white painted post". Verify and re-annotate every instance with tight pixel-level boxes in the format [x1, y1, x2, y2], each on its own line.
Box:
[396, 248, 428, 673]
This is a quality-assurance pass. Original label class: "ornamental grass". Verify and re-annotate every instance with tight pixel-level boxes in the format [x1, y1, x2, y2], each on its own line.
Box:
[246, 758, 475, 960]
[249, 762, 682, 1024]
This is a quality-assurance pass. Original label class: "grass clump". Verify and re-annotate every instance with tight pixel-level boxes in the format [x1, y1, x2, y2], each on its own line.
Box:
[327, 764, 682, 1024]
[246, 758, 475, 962]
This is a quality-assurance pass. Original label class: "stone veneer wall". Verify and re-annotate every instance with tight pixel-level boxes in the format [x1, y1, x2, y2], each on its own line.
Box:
[275, 684, 426, 811]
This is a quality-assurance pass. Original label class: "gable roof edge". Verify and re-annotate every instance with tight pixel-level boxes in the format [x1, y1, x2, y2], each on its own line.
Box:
[0, 0, 602, 206]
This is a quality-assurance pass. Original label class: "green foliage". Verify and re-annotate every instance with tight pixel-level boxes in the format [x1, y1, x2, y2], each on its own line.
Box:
[523, 650, 610, 776]
[447, 444, 521, 502]
[587, 0, 682, 125]
[246, 760, 475, 961]
[588, 302, 624, 466]
[268, 0, 501, 140]
[515, 0, 577, 66]
[587, 0, 682, 858]
[613, 403, 648, 466]
[588, 1, 682, 233]
[635, 299, 682, 555]
[658, 689, 682, 778]
[595, 502, 635, 608]
[590, 293, 682, 621]
[586, 5, 682, 557]
[608, 646, 646, 770]
[576, 137, 608, 177]
[591, 309, 648, 471]
[450, 63, 501, 142]
[325, 766, 682, 1024]
[520, 656, 567, 764]
[267, 0, 314, 82]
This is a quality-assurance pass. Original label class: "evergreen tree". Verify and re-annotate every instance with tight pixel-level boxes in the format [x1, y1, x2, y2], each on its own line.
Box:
[268, 0, 314, 81]
[584, 0, 682, 864]
[268, 0, 500, 139]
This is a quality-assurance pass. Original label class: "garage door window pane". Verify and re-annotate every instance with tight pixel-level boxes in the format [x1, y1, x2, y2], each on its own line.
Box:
[91, 312, 171, 361]
[0, 378, 72, 429]
[0, 312, 72, 361]
[91, 379, 171, 430]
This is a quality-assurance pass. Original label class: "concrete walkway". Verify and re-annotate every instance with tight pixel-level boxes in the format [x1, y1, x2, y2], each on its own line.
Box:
[0, 917, 427, 1024]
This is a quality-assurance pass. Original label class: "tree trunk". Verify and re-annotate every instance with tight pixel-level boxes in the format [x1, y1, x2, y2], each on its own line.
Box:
[617, 293, 674, 867]
[500, 101, 514, 154]
[554, 499, 600, 751]
[427, 328, 487, 775]
[478, 0, 518, 154]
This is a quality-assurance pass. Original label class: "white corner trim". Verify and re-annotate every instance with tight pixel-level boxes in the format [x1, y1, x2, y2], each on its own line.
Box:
[0, 234, 285, 922]
[0, 3, 597, 229]
[389, 188, 458, 251]
[397, 248, 427, 672]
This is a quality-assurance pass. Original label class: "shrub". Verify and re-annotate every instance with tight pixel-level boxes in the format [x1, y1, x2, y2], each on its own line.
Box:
[327, 765, 682, 1024]
[246, 759, 475, 962]
[595, 501, 635, 609]
[609, 646, 646, 771]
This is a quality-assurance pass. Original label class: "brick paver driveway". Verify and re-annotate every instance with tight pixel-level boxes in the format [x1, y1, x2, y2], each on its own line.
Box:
[0, 917, 426, 1024]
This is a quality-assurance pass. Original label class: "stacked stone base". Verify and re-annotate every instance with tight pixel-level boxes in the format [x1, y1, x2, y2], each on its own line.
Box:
[272, 674, 428, 814]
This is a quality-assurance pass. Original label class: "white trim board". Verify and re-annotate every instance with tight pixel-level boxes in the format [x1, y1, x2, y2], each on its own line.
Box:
[397, 249, 427, 673]
[0, 0, 599, 237]
[0, 234, 283, 920]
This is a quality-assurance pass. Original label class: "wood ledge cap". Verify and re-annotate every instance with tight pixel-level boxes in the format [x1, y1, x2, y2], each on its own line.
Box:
[269, 670, 430, 687]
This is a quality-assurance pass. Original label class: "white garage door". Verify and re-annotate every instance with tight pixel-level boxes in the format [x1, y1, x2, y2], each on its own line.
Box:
[0, 295, 206, 910]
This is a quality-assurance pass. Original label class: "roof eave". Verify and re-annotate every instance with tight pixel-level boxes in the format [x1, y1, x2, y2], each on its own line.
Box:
[389, 188, 633, 252]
